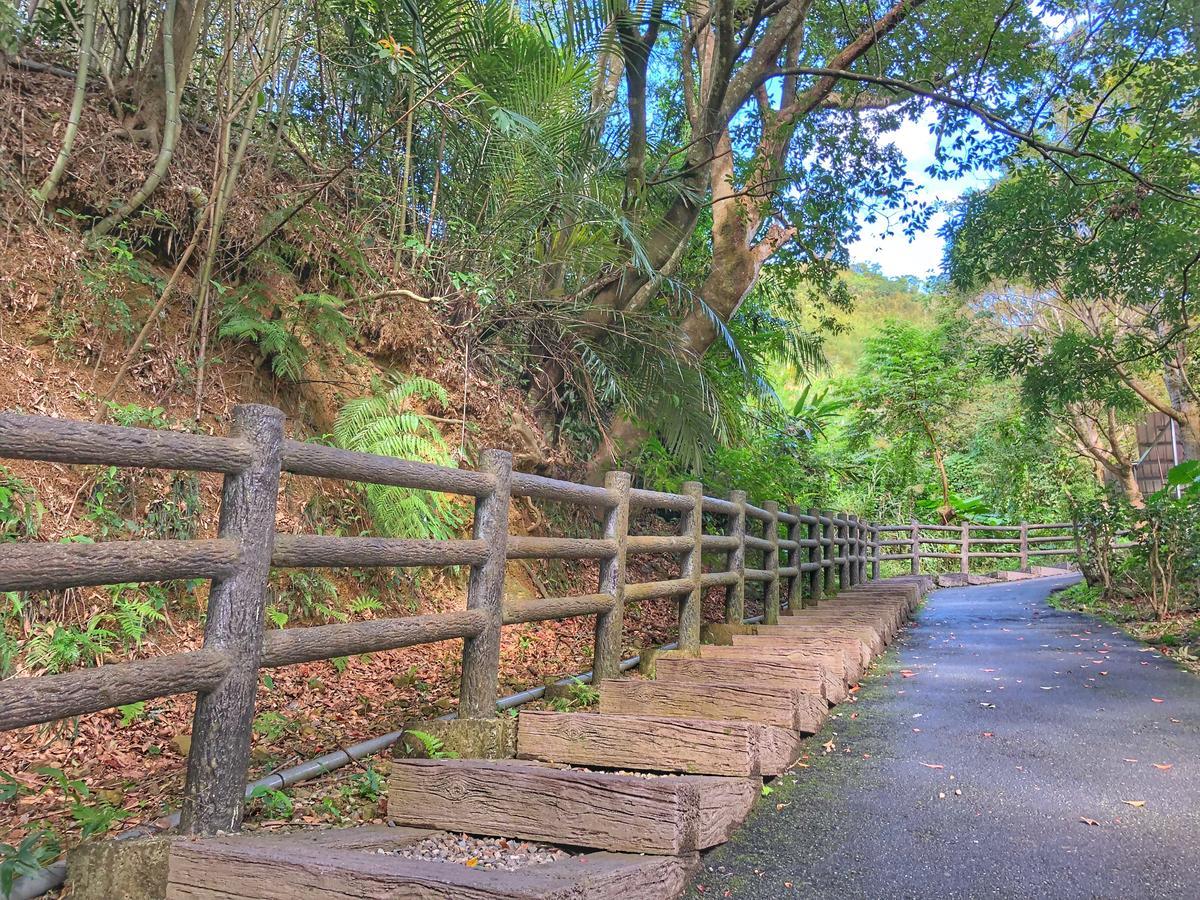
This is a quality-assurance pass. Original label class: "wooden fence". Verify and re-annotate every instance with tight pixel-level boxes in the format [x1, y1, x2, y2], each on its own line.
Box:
[0, 405, 884, 835]
[875, 521, 1081, 574]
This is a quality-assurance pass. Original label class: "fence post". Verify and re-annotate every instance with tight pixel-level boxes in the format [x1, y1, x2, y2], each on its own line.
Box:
[822, 510, 836, 597]
[593, 470, 631, 683]
[725, 489, 747, 623]
[910, 519, 921, 575]
[846, 514, 857, 586]
[870, 523, 880, 581]
[678, 481, 704, 655]
[806, 507, 822, 606]
[786, 503, 804, 611]
[458, 449, 513, 717]
[838, 514, 850, 591]
[179, 404, 283, 835]
[1019, 521, 1029, 570]
[763, 501, 781, 624]
[960, 521, 970, 574]
[855, 515, 866, 584]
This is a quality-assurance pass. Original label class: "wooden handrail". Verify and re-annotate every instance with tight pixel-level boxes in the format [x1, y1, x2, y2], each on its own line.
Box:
[0, 404, 1106, 834]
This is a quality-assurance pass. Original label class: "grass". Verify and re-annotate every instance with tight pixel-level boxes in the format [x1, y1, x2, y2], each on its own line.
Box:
[1049, 582, 1200, 674]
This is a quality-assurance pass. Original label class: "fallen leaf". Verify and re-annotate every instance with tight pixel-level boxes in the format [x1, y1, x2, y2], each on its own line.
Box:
[465, 858, 479, 867]
[1151, 698, 1165, 703]
[1122, 758, 1138, 763]
[1121, 800, 1146, 808]
[1079, 817, 1101, 826]
[982, 732, 994, 738]
[1153, 763, 1174, 771]
[822, 738, 836, 753]
[921, 763, 945, 769]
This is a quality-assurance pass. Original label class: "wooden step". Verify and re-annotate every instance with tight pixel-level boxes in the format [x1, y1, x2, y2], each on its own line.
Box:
[386, 759, 758, 855]
[755, 622, 885, 655]
[989, 569, 1036, 581]
[697, 644, 851, 697]
[516, 710, 802, 776]
[804, 596, 911, 624]
[92, 826, 700, 899]
[786, 610, 900, 639]
[655, 654, 836, 703]
[598, 677, 825, 732]
[730, 633, 870, 682]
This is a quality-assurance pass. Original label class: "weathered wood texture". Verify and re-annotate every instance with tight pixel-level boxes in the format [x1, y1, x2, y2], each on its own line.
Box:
[261, 611, 486, 668]
[691, 645, 848, 703]
[502, 594, 614, 625]
[724, 490, 747, 623]
[730, 633, 871, 680]
[592, 471, 631, 684]
[181, 405, 283, 835]
[0, 412, 251, 472]
[459, 450, 512, 718]
[0, 538, 238, 593]
[598, 677, 825, 733]
[386, 759, 757, 854]
[506, 537, 617, 560]
[677, 481, 704, 655]
[518, 710, 767, 776]
[0, 649, 230, 731]
[756, 622, 885, 655]
[283, 438, 493, 496]
[654, 655, 830, 702]
[156, 831, 698, 900]
[272, 535, 487, 568]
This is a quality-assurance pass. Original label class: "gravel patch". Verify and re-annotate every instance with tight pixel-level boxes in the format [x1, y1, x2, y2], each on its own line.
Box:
[372, 833, 572, 871]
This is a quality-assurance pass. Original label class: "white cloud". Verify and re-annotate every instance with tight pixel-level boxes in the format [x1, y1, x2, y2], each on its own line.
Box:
[848, 112, 992, 279]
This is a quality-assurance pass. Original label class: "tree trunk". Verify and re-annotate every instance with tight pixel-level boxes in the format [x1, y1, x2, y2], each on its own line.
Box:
[125, 0, 208, 144]
[1162, 360, 1200, 461]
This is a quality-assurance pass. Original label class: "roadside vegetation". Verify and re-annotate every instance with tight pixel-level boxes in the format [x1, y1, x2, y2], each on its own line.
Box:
[0, 0, 1196, 882]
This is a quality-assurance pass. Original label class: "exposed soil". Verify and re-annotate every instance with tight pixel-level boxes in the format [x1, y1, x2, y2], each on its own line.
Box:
[0, 57, 754, 869]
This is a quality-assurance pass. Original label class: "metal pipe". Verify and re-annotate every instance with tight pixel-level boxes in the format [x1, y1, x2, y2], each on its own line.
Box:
[9, 615, 759, 899]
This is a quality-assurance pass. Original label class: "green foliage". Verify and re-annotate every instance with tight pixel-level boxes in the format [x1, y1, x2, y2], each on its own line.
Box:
[84, 467, 138, 536]
[24, 616, 116, 674]
[349, 764, 383, 801]
[218, 287, 352, 382]
[248, 786, 294, 818]
[252, 711, 298, 742]
[403, 729, 457, 759]
[117, 701, 147, 726]
[1, 830, 60, 897]
[334, 376, 466, 540]
[0, 466, 41, 542]
[108, 583, 167, 646]
[36, 765, 129, 838]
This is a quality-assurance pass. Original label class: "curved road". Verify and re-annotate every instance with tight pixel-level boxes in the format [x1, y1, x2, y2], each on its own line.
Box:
[693, 576, 1200, 899]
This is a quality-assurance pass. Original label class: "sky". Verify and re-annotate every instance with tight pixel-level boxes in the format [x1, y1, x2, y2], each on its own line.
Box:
[848, 113, 994, 280]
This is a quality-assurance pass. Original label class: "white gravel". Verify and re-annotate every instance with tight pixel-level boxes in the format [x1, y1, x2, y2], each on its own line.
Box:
[372, 833, 571, 871]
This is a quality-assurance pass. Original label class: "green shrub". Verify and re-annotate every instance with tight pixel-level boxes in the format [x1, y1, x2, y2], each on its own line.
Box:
[333, 376, 467, 540]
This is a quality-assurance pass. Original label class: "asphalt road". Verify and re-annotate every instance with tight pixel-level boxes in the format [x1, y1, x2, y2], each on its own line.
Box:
[692, 575, 1200, 899]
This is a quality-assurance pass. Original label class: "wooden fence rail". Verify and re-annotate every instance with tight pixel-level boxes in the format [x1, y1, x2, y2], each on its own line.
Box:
[0, 406, 1080, 835]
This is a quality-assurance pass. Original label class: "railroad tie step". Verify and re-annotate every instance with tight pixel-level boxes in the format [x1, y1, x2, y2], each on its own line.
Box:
[729, 633, 871, 683]
[597, 676, 826, 733]
[697, 644, 851, 701]
[655, 653, 837, 705]
[753, 622, 885, 656]
[515, 710, 803, 777]
[73, 825, 700, 899]
[385, 758, 759, 855]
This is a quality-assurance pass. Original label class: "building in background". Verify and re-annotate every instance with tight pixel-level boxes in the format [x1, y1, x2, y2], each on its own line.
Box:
[1132, 411, 1192, 497]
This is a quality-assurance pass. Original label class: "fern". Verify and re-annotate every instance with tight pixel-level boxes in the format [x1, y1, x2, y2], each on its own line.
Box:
[218, 286, 352, 382]
[25, 616, 116, 674]
[334, 376, 467, 540]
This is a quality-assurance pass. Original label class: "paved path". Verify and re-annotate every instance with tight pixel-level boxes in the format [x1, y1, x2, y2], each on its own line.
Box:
[693, 576, 1200, 899]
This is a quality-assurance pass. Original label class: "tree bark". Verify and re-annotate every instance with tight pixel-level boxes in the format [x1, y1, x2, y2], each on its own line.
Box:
[124, 0, 208, 144]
